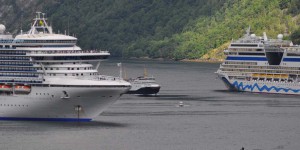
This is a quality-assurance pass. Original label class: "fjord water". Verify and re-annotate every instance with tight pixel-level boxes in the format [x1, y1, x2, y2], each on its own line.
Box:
[1, 59, 300, 150]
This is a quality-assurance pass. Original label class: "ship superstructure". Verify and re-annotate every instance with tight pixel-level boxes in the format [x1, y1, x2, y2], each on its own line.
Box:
[0, 12, 130, 121]
[216, 27, 300, 94]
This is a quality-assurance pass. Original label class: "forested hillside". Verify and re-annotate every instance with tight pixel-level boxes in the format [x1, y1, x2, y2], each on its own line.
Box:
[1, 0, 300, 60]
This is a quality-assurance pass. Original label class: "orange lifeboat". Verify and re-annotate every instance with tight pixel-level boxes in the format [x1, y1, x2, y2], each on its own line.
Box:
[14, 85, 31, 93]
[0, 85, 12, 92]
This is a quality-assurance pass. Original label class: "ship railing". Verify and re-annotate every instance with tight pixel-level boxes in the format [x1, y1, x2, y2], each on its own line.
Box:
[96, 75, 124, 81]
[0, 64, 33, 66]
[264, 49, 284, 52]
[0, 77, 43, 83]
[232, 39, 262, 43]
[284, 47, 300, 52]
[0, 47, 17, 50]
[27, 50, 109, 55]
[79, 75, 124, 81]
[77, 75, 124, 81]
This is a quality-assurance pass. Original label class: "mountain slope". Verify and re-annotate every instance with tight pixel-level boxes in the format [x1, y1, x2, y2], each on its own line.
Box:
[1, 0, 300, 60]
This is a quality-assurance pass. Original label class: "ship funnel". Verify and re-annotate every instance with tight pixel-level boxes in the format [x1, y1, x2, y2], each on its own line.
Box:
[0, 24, 6, 34]
[277, 34, 283, 40]
[263, 32, 268, 41]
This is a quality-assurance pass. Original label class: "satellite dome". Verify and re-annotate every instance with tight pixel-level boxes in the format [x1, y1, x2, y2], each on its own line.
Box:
[0, 24, 5, 34]
[250, 34, 256, 38]
[277, 34, 283, 40]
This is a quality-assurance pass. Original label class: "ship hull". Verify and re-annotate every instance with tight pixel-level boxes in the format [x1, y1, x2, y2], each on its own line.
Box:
[127, 86, 160, 95]
[220, 76, 300, 95]
[0, 86, 130, 121]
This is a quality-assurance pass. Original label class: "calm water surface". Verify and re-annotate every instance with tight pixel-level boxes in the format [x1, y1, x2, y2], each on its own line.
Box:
[0, 59, 300, 150]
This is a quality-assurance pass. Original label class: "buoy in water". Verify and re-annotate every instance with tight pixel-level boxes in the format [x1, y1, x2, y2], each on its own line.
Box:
[179, 101, 184, 107]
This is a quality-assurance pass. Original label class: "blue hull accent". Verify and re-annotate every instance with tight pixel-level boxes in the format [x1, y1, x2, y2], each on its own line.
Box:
[231, 81, 300, 93]
[226, 56, 267, 61]
[283, 58, 300, 62]
[221, 77, 237, 91]
[0, 117, 92, 122]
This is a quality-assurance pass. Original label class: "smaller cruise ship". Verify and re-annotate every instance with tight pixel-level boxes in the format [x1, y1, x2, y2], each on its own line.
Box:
[216, 27, 300, 95]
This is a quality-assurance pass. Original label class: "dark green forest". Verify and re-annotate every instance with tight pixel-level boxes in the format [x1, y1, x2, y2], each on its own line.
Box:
[2, 0, 300, 60]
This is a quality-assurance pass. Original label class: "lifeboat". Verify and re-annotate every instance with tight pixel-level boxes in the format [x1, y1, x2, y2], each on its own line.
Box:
[0, 85, 12, 92]
[14, 85, 31, 93]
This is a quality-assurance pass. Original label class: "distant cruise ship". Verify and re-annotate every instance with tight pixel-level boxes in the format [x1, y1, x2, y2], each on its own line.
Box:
[0, 12, 131, 121]
[216, 27, 300, 95]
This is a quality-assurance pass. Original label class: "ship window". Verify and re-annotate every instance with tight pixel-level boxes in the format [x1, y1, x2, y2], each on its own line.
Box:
[68, 68, 70, 70]
[65, 74, 67, 76]
[77, 68, 79, 70]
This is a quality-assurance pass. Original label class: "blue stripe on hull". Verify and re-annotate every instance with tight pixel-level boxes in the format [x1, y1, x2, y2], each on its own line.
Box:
[0, 117, 92, 122]
[221, 77, 237, 91]
[231, 81, 300, 93]
[226, 56, 267, 61]
[283, 58, 300, 62]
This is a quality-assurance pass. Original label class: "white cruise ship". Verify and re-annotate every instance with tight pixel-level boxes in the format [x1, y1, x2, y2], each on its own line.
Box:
[0, 12, 131, 121]
[216, 27, 300, 95]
